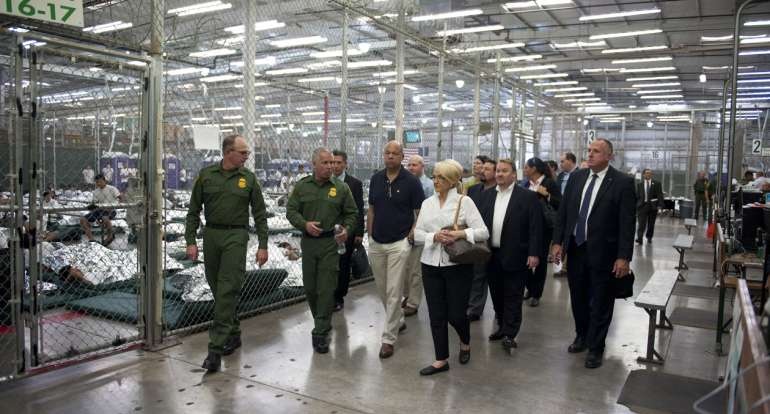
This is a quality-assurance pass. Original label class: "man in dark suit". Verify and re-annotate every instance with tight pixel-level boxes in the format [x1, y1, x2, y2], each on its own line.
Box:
[332, 150, 365, 311]
[635, 168, 664, 244]
[551, 138, 636, 369]
[466, 158, 497, 321]
[480, 159, 542, 351]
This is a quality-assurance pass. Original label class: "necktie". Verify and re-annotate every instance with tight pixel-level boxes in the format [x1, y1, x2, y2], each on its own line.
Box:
[645, 181, 649, 203]
[575, 174, 598, 246]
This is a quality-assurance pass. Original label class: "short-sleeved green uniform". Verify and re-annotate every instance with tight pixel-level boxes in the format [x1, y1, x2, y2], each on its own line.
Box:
[286, 175, 358, 337]
[693, 177, 710, 221]
[185, 163, 268, 354]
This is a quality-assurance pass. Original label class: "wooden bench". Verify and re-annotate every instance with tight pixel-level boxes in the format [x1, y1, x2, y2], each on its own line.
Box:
[634, 270, 680, 364]
[673, 234, 694, 281]
[683, 218, 697, 235]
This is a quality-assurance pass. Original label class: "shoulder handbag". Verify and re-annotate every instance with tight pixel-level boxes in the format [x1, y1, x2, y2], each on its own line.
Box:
[442, 195, 492, 264]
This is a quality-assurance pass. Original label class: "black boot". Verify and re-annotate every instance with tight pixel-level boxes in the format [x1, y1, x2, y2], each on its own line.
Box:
[222, 336, 242, 356]
[312, 335, 329, 354]
[202, 352, 221, 372]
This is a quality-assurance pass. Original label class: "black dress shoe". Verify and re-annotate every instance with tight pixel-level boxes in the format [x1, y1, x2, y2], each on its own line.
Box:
[458, 349, 470, 364]
[399, 323, 407, 332]
[529, 298, 540, 307]
[468, 313, 481, 322]
[502, 336, 518, 350]
[584, 351, 603, 369]
[568, 337, 587, 353]
[333, 302, 344, 312]
[419, 363, 449, 376]
[647, 238, 652, 244]
[635, 239, 643, 245]
[523, 291, 532, 300]
[312, 336, 329, 354]
[488, 330, 504, 341]
[222, 336, 242, 356]
[202, 352, 221, 372]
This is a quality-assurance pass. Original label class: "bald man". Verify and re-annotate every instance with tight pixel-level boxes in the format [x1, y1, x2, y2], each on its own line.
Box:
[368, 141, 425, 358]
[407, 155, 434, 199]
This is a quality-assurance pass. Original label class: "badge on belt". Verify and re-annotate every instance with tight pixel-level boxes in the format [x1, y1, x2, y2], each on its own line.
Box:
[238, 177, 247, 189]
[328, 187, 337, 198]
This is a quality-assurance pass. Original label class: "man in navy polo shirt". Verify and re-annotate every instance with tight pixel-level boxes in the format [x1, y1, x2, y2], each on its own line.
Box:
[368, 140, 425, 359]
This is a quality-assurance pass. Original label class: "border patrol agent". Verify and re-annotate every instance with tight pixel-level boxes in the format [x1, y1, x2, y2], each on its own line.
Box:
[186, 135, 269, 372]
[286, 147, 358, 353]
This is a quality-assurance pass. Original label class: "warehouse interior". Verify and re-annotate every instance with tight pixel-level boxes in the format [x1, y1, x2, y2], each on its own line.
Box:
[0, 0, 769, 413]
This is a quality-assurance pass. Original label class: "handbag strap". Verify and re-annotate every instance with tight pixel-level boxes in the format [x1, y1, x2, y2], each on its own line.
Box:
[452, 195, 464, 231]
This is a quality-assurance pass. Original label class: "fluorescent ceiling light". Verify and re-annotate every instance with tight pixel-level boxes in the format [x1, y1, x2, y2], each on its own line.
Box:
[436, 25, 504, 37]
[231, 56, 277, 67]
[562, 97, 601, 102]
[601, 45, 668, 54]
[581, 68, 621, 73]
[631, 82, 681, 87]
[189, 48, 237, 58]
[297, 76, 339, 83]
[737, 97, 770, 101]
[579, 8, 660, 21]
[166, 67, 210, 76]
[626, 75, 678, 81]
[372, 70, 420, 77]
[636, 89, 682, 94]
[503, 0, 572, 10]
[348, 60, 392, 69]
[411, 9, 483, 22]
[738, 71, 770, 76]
[217, 36, 244, 46]
[487, 54, 542, 63]
[535, 81, 578, 86]
[598, 119, 623, 123]
[309, 45, 370, 59]
[221, 115, 242, 120]
[551, 40, 606, 49]
[451, 43, 525, 53]
[168, 1, 231, 16]
[200, 74, 242, 83]
[554, 92, 595, 98]
[191, 117, 208, 122]
[224, 20, 286, 34]
[640, 94, 683, 99]
[738, 86, 770, 90]
[269, 36, 327, 48]
[703, 66, 729, 70]
[611, 56, 672, 64]
[520, 73, 569, 79]
[745, 20, 770, 26]
[260, 114, 282, 118]
[741, 37, 770, 45]
[620, 66, 676, 73]
[589, 29, 662, 40]
[404, 84, 419, 91]
[302, 111, 325, 116]
[544, 87, 587, 92]
[738, 91, 770, 96]
[306, 60, 340, 70]
[265, 67, 308, 76]
[83, 21, 133, 33]
[740, 49, 770, 56]
[738, 78, 770, 83]
[504, 64, 557, 73]
[701, 34, 733, 42]
[304, 119, 365, 124]
[214, 106, 242, 111]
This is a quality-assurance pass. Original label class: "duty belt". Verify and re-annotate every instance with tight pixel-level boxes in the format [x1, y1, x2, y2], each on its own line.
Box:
[206, 223, 248, 230]
[306, 229, 335, 238]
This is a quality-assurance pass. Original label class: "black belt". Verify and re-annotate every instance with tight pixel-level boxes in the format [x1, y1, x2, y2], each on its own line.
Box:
[305, 230, 335, 238]
[206, 223, 248, 230]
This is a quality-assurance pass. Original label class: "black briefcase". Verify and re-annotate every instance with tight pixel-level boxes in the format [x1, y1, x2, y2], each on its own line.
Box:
[613, 271, 635, 299]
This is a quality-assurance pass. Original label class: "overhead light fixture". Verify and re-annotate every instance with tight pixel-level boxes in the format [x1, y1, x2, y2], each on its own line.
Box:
[213, 106, 242, 111]
[738, 85, 770, 90]
[562, 97, 601, 102]
[411, 8, 483, 22]
[260, 114, 282, 118]
[581, 68, 622, 73]
[455, 79, 465, 88]
[554, 92, 595, 98]
[520, 73, 569, 79]
[166, 67, 210, 76]
[269, 36, 328, 48]
[699, 73, 707, 83]
[611, 56, 672, 64]
[487, 54, 542, 63]
[745, 20, 770, 26]
[701, 34, 733, 42]
[502, 0, 572, 10]
[579, 8, 660, 21]
[231, 56, 278, 67]
[404, 84, 419, 91]
[545, 86, 587, 92]
[551, 40, 607, 49]
[703, 66, 729, 70]
[741, 37, 770, 45]
[372, 70, 420, 77]
[221, 115, 243, 120]
[302, 111, 325, 116]
[310, 45, 370, 58]
[631, 82, 681, 87]
[217, 35, 245, 46]
[347, 59, 392, 69]
[436, 25, 504, 37]
[737, 78, 770, 83]
[504, 64, 557, 73]
[168, 1, 232, 16]
[265, 67, 308, 76]
[451, 43, 525, 53]
[297, 76, 339, 83]
[83, 21, 134, 33]
[647, 121, 654, 127]
[589, 29, 662, 40]
[200, 74, 242, 83]
[626, 75, 678, 82]
[739, 71, 770, 76]
[640, 94, 683, 99]
[224, 20, 286, 34]
[737, 96, 770, 101]
[740, 49, 770, 56]
[636, 89, 682, 94]
[189, 48, 237, 58]
[534, 81, 578, 86]
[601, 45, 668, 54]
[620, 66, 676, 73]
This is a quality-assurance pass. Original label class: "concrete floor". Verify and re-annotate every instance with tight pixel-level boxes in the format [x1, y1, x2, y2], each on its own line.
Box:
[0, 216, 729, 414]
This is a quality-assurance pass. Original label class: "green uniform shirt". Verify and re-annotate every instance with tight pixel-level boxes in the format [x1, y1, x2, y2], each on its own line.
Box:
[286, 175, 358, 235]
[694, 178, 708, 194]
[185, 163, 268, 248]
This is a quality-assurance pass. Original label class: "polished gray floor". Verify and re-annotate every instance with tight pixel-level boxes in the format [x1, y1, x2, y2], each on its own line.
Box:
[0, 216, 728, 413]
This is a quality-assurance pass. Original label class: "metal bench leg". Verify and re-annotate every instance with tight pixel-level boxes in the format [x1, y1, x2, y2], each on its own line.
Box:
[687, 227, 692, 235]
[637, 308, 665, 364]
[657, 309, 673, 330]
[674, 247, 688, 281]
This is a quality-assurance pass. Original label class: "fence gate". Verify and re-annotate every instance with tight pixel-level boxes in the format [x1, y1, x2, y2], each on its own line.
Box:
[0, 31, 153, 379]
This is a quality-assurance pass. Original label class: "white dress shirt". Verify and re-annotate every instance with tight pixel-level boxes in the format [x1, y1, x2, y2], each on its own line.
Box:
[575, 165, 609, 239]
[491, 184, 514, 248]
[413, 188, 489, 267]
[528, 175, 544, 193]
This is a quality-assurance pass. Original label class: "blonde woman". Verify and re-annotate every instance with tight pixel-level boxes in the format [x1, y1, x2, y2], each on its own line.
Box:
[413, 160, 489, 376]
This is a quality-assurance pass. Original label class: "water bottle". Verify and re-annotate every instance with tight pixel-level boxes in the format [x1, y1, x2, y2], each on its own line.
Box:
[334, 224, 346, 255]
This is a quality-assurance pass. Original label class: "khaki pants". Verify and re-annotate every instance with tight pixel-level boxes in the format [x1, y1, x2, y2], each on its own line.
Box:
[402, 245, 424, 309]
[369, 237, 410, 345]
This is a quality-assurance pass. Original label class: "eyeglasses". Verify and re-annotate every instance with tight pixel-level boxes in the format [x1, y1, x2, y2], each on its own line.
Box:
[234, 150, 251, 156]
